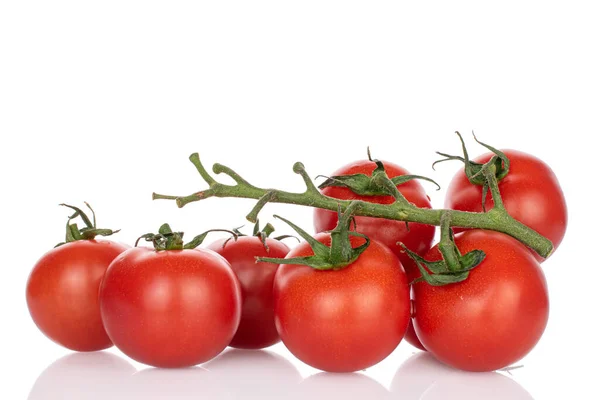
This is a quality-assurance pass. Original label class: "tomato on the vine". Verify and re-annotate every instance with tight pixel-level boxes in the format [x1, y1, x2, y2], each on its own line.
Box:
[314, 159, 435, 352]
[412, 230, 549, 372]
[208, 230, 290, 349]
[273, 233, 411, 373]
[26, 203, 127, 352]
[446, 149, 567, 261]
[99, 225, 242, 368]
[314, 159, 435, 265]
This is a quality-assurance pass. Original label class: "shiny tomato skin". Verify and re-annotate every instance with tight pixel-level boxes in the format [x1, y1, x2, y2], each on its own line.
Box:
[314, 159, 435, 266]
[446, 149, 567, 261]
[413, 230, 549, 372]
[274, 233, 411, 373]
[26, 240, 128, 352]
[208, 237, 289, 349]
[99, 247, 242, 368]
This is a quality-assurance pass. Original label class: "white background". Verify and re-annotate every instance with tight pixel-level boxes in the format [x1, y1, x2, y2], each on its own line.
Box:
[1, 1, 598, 398]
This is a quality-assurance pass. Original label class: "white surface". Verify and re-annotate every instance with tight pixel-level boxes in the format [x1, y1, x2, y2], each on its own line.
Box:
[1, 1, 598, 398]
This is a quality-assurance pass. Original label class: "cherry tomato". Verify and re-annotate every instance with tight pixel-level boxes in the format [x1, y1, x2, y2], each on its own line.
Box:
[100, 247, 242, 368]
[273, 233, 410, 372]
[413, 230, 549, 372]
[208, 236, 289, 349]
[446, 149, 567, 261]
[314, 159, 435, 266]
[26, 240, 128, 352]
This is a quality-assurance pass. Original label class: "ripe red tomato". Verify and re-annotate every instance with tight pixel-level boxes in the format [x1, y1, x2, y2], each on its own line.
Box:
[26, 240, 128, 352]
[273, 233, 410, 372]
[208, 236, 289, 349]
[314, 159, 435, 266]
[100, 247, 242, 368]
[446, 149, 567, 261]
[413, 230, 549, 372]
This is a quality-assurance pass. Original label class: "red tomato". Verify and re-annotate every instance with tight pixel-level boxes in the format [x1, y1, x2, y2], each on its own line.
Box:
[413, 230, 549, 372]
[273, 233, 410, 372]
[446, 149, 567, 261]
[26, 240, 128, 352]
[100, 247, 242, 368]
[208, 237, 289, 349]
[314, 159, 435, 266]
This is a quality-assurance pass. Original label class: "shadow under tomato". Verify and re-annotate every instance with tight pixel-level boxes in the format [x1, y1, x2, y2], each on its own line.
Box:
[390, 352, 535, 400]
[203, 348, 302, 399]
[28, 349, 304, 400]
[295, 372, 389, 400]
[125, 366, 213, 400]
[27, 351, 136, 400]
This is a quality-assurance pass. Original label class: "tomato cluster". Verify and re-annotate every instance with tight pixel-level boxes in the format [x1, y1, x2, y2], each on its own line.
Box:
[26, 144, 567, 373]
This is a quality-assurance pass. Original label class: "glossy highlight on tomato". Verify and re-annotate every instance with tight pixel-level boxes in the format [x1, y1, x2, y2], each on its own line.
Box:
[100, 247, 242, 368]
[208, 236, 289, 349]
[273, 233, 411, 372]
[446, 149, 567, 261]
[26, 240, 128, 352]
[413, 230, 549, 372]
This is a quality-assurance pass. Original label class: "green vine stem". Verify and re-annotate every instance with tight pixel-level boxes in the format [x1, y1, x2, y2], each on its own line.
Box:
[153, 152, 554, 259]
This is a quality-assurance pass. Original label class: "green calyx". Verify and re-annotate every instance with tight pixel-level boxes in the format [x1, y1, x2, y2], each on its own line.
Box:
[136, 223, 237, 251]
[401, 212, 486, 286]
[56, 202, 120, 247]
[318, 148, 440, 196]
[226, 220, 298, 251]
[434, 131, 510, 211]
[257, 202, 370, 270]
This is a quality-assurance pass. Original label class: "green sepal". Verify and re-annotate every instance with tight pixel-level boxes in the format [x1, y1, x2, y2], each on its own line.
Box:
[136, 223, 237, 251]
[432, 132, 510, 210]
[223, 219, 298, 251]
[55, 203, 120, 247]
[256, 203, 370, 271]
[318, 158, 440, 196]
[184, 229, 237, 249]
[433, 131, 510, 186]
[399, 243, 486, 286]
[272, 234, 300, 242]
